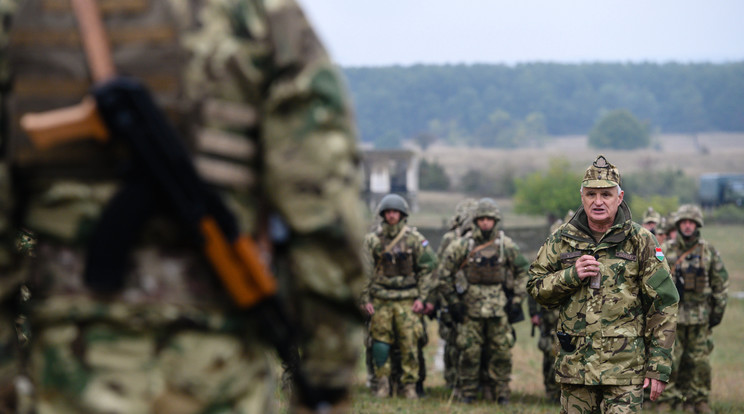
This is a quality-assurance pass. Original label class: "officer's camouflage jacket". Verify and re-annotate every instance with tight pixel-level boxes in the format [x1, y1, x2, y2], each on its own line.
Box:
[662, 232, 728, 325]
[528, 203, 679, 385]
[362, 221, 437, 304]
[438, 227, 529, 319]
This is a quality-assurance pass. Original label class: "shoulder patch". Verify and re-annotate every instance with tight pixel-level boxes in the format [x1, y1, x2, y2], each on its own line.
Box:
[422, 239, 429, 247]
[654, 246, 665, 262]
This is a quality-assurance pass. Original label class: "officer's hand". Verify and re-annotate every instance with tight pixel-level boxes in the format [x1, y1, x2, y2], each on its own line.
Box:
[449, 302, 465, 323]
[364, 303, 375, 316]
[643, 377, 667, 401]
[709, 312, 723, 328]
[412, 300, 425, 314]
[531, 314, 541, 326]
[424, 302, 435, 315]
[575, 255, 600, 280]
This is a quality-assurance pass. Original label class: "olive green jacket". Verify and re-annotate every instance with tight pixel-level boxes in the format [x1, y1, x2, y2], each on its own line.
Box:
[528, 203, 679, 385]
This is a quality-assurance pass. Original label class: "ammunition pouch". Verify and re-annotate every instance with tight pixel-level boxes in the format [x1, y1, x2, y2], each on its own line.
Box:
[381, 250, 415, 278]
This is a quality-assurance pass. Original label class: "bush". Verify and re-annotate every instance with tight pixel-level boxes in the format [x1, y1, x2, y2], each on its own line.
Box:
[628, 196, 679, 222]
[419, 159, 450, 190]
[622, 169, 697, 204]
[513, 158, 580, 219]
[706, 204, 744, 224]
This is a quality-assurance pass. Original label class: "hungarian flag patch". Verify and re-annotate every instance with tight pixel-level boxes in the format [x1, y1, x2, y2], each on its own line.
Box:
[655, 247, 665, 262]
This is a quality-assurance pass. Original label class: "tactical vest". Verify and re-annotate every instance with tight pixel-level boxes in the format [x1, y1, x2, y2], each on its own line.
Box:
[8, 0, 260, 242]
[375, 228, 416, 289]
[673, 243, 709, 295]
[463, 238, 507, 285]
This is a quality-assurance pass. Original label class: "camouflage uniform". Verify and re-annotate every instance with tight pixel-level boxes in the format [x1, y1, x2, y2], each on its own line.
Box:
[528, 156, 679, 414]
[657, 205, 728, 413]
[434, 198, 476, 389]
[2, 1, 366, 413]
[362, 195, 437, 398]
[438, 199, 529, 403]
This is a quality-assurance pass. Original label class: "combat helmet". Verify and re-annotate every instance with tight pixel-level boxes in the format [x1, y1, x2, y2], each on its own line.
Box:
[452, 198, 477, 227]
[582, 155, 621, 188]
[377, 194, 410, 218]
[473, 197, 501, 222]
[642, 207, 661, 224]
[675, 204, 704, 228]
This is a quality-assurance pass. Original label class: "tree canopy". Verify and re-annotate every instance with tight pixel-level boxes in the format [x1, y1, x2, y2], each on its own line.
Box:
[588, 109, 650, 149]
[342, 62, 744, 148]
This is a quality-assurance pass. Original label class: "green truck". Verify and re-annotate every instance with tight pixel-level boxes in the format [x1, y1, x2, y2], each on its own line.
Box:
[699, 173, 744, 207]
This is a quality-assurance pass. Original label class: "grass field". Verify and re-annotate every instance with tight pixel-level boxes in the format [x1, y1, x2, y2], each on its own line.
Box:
[279, 223, 744, 413]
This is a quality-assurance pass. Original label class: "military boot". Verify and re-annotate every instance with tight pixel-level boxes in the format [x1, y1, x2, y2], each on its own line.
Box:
[402, 383, 418, 399]
[375, 377, 390, 398]
[481, 386, 494, 402]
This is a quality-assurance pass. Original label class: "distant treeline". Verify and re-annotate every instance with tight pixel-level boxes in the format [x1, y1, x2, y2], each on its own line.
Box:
[341, 62, 744, 147]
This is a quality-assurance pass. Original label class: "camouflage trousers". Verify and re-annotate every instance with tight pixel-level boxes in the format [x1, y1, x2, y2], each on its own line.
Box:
[437, 318, 459, 388]
[369, 298, 423, 385]
[658, 323, 712, 406]
[560, 383, 643, 414]
[29, 322, 276, 414]
[456, 316, 514, 399]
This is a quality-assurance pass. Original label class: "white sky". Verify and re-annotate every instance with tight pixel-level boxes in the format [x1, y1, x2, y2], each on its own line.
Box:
[298, 0, 744, 67]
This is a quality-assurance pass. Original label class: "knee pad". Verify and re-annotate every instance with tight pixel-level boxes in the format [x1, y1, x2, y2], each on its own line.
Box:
[372, 341, 391, 368]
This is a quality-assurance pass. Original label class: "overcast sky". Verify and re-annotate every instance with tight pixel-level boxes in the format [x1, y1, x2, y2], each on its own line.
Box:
[298, 0, 744, 67]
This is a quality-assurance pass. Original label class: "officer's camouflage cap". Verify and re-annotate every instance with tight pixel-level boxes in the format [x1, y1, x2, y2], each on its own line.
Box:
[582, 155, 621, 188]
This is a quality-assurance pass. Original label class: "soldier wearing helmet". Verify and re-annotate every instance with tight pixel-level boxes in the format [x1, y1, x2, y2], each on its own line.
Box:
[437, 197, 529, 404]
[361, 194, 438, 399]
[528, 155, 679, 413]
[642, 207, 662, 237]
[433, 198, 477, 389]
[655, 205, 728, 413]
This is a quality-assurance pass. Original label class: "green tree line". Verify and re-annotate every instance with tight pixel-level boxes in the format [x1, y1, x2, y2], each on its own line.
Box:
[342, 62, 744, 147]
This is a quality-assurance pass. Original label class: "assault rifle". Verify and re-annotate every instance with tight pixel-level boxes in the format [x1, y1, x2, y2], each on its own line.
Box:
[19, 0, 340, 408]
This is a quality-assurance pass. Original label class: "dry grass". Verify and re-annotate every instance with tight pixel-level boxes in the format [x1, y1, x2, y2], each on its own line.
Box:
[423, 132, 744, 184]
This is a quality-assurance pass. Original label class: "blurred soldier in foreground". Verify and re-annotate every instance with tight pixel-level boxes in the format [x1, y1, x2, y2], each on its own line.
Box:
[438, 198, 529, 404]
[656, 205, 728, 414]
[3, 1, 366, 413]
[362, 194, 437, 399]
[528, 155, 679, 413]
[641, 207, 661, 238]
[528, 209, 574, 404]
[434, 197, 476, 389]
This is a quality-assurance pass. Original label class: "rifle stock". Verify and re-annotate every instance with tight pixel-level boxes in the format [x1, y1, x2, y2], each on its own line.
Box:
[20, 97, 109, 149]
[201, 216, 277, 307]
